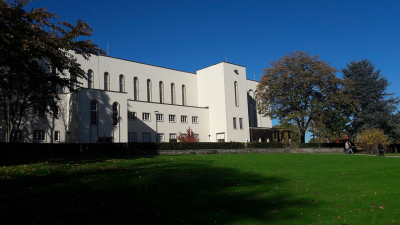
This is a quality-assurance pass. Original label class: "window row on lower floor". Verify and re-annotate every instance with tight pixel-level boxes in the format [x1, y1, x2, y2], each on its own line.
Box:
[128, 132, 179, 142]
[128, 112, 199, 124]
[11, 130, 60, 142]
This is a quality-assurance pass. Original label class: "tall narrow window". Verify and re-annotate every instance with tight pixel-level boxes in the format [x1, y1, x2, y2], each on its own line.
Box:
[90, 100, 98, 125]
[233, 117, 237, 129]
[234, 81, 239, 106]
[54, 131, 60, 142]
[119, 75, 124, 92]
[88, 69, 93, 89]
[182, 85, 186, 106]
[70, 74, 75, 90]
[104, 72, 109, 91]
[159, 81, 164, 103]
[147, 79, 152, 102]
[248, 90, 253, 127]
[171, 83, 175, 104]
[112, 102, 119, 125]
[133, 77, 139, 100]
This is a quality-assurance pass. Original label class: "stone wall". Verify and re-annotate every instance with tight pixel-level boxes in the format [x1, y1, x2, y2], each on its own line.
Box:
[132, 147, 344, 156]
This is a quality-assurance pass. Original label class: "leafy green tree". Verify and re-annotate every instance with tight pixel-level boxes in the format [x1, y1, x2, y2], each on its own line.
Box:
[256, 51, 356, 143]
[342, 59, 400, 140]
[0, 0, 105, 142]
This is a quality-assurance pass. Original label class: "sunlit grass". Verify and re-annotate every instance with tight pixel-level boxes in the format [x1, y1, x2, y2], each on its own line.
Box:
[1, 154, 399, 224]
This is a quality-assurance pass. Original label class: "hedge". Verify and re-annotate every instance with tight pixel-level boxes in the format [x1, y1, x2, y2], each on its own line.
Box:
[0, 142, 347, 157]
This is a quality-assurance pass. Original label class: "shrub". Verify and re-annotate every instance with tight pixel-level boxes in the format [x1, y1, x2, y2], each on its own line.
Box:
[355, 128, 390, 154]
[178, 127, 199, 142]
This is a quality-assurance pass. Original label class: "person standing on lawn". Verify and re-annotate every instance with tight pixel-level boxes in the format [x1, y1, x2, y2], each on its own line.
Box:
[347, 141, 354, 154]
[378, 142, 385, 156]
[345, 140, 351, 154]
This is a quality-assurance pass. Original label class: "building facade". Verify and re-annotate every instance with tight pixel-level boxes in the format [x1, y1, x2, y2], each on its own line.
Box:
[1, 54, 274, 143]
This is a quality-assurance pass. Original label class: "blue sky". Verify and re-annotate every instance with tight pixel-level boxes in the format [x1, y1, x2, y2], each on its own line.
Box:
[27, 0, 400, 141]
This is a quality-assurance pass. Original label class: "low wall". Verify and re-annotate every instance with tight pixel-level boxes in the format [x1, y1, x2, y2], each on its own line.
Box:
[132, 147, 344, 156]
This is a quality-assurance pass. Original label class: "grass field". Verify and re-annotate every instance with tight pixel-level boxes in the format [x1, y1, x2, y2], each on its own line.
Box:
[1, 153, 399, 225]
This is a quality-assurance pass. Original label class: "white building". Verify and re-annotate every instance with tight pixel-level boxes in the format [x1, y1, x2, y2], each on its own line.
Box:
[1, 54, 275, 143]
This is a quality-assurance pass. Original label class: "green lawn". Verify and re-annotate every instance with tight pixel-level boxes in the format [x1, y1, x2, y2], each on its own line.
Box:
[1, 153, 399, 225]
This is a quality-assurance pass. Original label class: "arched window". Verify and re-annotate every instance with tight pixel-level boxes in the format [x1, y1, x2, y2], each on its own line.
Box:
[147, 79, 152, 102]
[112, 102, 119, 125]
[133, 77, 139, 100]
[104, 72, 109, 91]
[234, 81, 239, 106]
[88, 69, 93, 89]
[182, 85, 186, 106]
[90, 100, 98, 125]
[171, 83, 175, 104]
[248, 90, 253, 107]
[159, 81, 164, 103]
[119, 74, 124, 92]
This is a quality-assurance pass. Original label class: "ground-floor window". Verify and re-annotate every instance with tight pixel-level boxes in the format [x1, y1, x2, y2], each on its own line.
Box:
[239, 118, 243, 129]
[142, 132, 151, 142]
[33, 130, 45, 141]
[54, 131, 60, 142]
[13, 131, 23, 142]
[157, 133, 164, 142]
[192, 116, 198, 124]
[169, 133, 177, 141]
[128, 132, 137, 142]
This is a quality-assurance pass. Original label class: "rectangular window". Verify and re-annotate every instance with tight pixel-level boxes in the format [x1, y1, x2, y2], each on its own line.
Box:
[157, 133, 164, 142]
[128, 111, 137, 120]
[13, 131, 22, 142]
[181, 115, 187, 123]
[33, 130, 45, 141]
[233, 117, 237, 129]
[156, 114, 164, 122]
[32, 105, 39, 115]
[239, 118, 243, 129]
[14, 104, 21, 114]
[142, 132, 151, 142]
[142, 113, 150, 121]
[192, 116, 198, 124]
[54, 131, 60, 142]
[128, 132, 137, 142]
[169, 133, 177, 140]
[169, 114, 176, 122]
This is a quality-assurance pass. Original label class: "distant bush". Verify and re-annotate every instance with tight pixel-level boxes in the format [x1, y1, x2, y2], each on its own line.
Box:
[355, 128, 390, 154]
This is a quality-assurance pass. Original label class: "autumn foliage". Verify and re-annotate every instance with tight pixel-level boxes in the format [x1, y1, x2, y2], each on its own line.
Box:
[178, 127, 199, 142]
[356, 128, 390, 154]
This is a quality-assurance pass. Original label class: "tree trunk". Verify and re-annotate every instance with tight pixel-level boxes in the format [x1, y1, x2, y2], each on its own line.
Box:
[300, 130, 306, 143]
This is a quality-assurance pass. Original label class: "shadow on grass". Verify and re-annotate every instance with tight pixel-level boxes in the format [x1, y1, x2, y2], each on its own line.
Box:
[0, 155, 314, 224]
